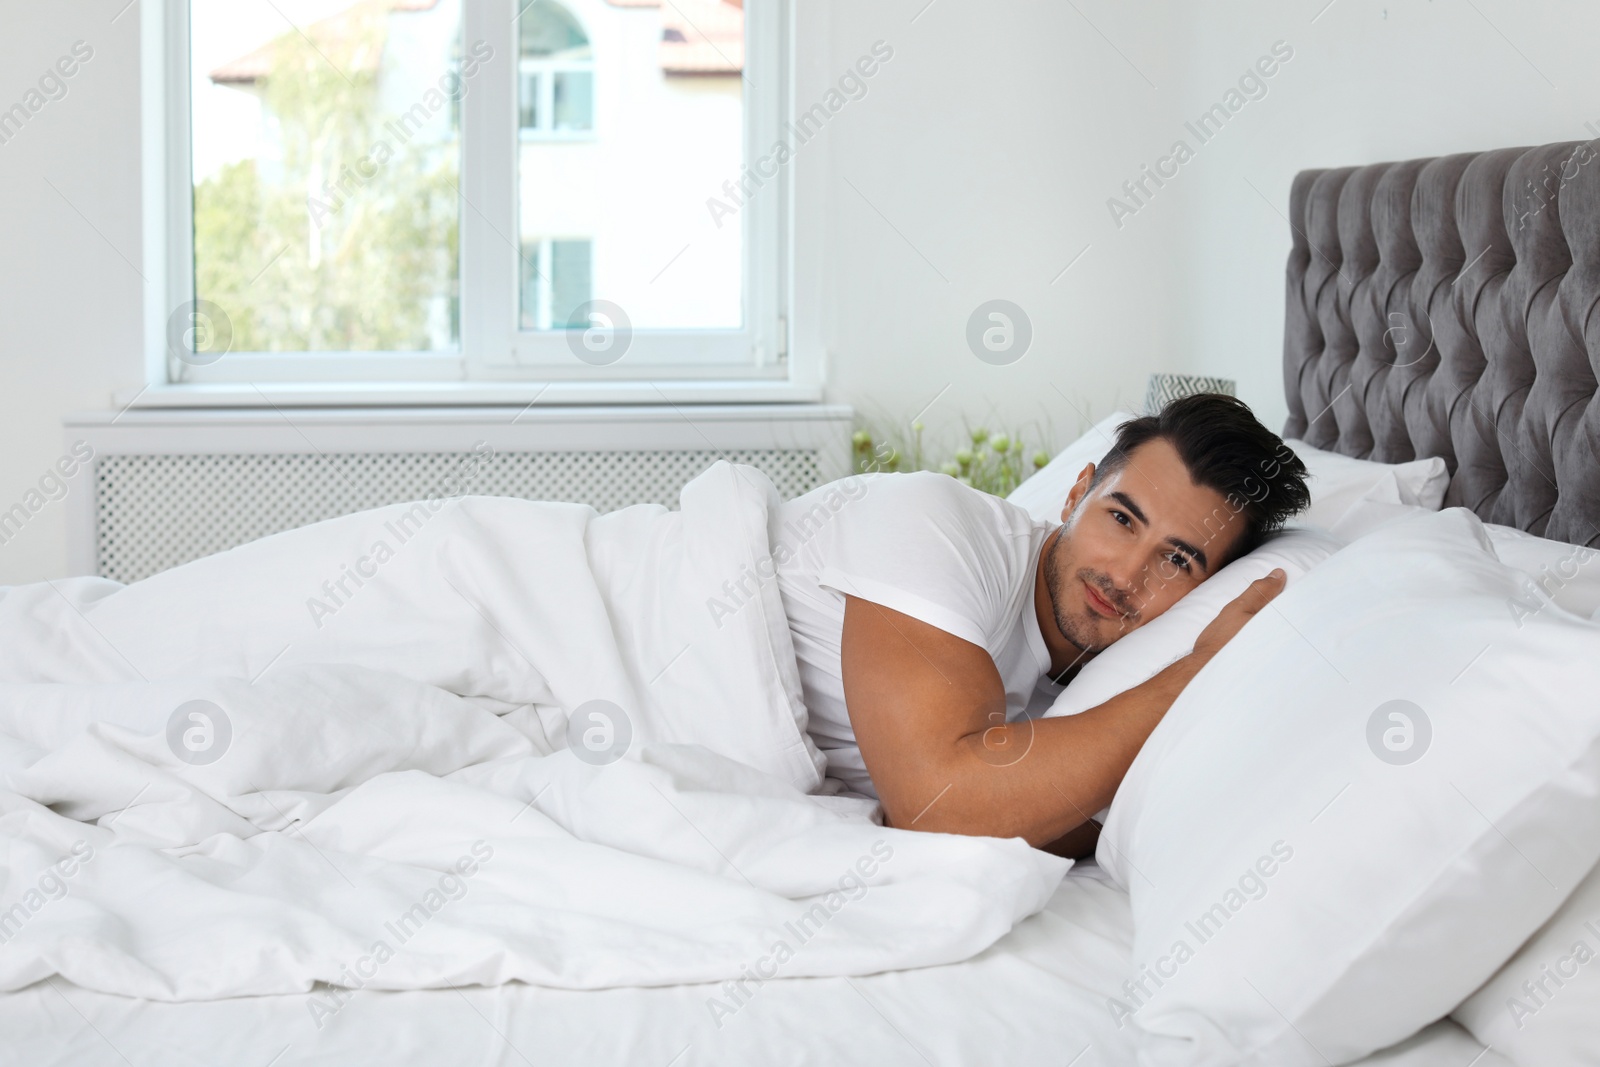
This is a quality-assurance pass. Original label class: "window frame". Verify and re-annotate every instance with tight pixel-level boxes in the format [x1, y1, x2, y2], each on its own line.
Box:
[145, 0, 801, 399]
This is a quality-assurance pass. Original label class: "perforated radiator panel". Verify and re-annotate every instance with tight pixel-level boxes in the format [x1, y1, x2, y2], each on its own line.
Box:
[94, 449, 824, 584]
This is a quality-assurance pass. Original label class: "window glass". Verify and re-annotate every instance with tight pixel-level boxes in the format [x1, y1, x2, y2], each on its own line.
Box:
[516, 0, 743, 333]
[189, 0, 463, 352]
[552, 71, 593, 132]
[550, 239, 593, 326]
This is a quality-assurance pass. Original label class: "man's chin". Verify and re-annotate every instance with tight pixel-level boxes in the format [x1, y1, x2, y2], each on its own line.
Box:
[1058, 613, 1122, 657]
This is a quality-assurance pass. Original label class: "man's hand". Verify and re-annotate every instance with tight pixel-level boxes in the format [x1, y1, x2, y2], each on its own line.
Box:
[1192, 569, 1286, 660]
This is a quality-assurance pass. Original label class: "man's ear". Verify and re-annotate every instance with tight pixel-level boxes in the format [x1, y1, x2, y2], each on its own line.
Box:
[1060, 463, 1096, 522]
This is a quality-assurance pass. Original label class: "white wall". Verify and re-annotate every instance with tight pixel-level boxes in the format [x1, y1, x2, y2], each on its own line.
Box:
[0, 0, 144, 584]
[808, 0, 1181, 462]
[802, 0, 1600, 455]
[1159, 0, 1600, 429]
[3, 0, 1596, 583]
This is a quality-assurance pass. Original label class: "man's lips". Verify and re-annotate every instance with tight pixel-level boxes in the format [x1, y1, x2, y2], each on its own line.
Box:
[1083, 580, 1122, 619]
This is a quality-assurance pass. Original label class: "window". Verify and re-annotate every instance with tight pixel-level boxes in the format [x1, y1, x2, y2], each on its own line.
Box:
[520, 238, 593, 330]
[157, 0, 792, 395]
[518, 4, 594, 138]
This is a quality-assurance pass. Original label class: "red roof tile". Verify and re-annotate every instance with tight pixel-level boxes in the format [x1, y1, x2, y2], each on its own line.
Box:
[605, 0, 743, 74]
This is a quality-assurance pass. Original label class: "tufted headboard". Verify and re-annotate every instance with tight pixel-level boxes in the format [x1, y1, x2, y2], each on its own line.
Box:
[1280, 139, 1600, 548]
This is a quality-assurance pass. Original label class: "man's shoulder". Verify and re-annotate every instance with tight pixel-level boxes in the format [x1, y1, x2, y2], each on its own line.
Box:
[871, 471, 1038, 528]
[790, 470, 1040, 554]
[814, 469, 1019, 512]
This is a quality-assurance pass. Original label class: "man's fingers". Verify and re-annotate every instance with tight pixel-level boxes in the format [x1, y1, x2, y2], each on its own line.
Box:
[1236, 569, 1287, 612]
[1195, 570, 1288, 658]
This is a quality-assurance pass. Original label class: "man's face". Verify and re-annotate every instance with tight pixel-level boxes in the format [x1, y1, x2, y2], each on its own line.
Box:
[1044, 438, 1246, 656]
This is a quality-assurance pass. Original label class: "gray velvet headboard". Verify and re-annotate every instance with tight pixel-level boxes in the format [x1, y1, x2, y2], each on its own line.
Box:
[1281, 139, 1600, 548]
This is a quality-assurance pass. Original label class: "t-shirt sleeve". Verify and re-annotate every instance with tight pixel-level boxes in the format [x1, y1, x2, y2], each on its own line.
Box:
[804, 472, 1036, 653]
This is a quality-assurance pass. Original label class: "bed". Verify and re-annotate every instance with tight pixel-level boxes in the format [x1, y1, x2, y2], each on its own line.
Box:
[0, 864, 1500, 1067]
[4, 138, 1597, 1067]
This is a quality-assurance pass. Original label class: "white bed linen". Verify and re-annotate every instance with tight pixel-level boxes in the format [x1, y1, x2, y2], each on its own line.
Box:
[1098, 508, 1600, 1065]
[0, 462, 1065, 1001]
[1283, 441, 1449, 529]
[0, 863, 1504, 1067]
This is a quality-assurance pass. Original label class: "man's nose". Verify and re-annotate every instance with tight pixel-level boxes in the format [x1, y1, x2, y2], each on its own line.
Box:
[1101, 554, 1144, 595]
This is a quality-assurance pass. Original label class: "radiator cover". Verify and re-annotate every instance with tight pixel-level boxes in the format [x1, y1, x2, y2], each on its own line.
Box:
[65, 406, 852, 583]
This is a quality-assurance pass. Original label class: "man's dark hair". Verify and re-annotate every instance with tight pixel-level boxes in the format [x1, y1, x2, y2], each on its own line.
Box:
[1089, 393, 1311, 563]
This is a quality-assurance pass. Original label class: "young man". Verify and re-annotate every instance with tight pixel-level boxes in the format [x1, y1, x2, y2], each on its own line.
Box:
[773, 394, 1311, 857]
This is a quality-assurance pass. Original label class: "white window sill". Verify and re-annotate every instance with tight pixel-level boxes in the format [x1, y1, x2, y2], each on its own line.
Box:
[113, 379, 824, 410]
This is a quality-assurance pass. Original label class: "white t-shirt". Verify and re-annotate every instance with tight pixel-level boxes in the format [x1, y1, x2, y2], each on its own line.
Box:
[772, 471, 1066, 798]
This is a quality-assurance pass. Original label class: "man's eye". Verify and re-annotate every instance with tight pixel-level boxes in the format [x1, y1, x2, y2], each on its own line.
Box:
[1167, 552, 1192, 572]
[1111, 510, 1131, 527]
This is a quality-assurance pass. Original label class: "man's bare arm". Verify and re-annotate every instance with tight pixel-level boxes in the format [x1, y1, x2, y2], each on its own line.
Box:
[839, 573, 1283, 847]
[1041, 819, 1100, 859]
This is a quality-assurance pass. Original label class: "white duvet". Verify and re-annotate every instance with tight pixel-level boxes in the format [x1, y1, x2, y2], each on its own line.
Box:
[0, 461, 1067, 1003]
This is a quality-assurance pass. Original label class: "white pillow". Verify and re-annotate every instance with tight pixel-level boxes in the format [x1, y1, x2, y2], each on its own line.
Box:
[1285, 440, 1449, 530]
[1483, 524, 1600, 621]
[1043, 527, 1342, 719]
[1096, 508, 1600, 1066]
[1312, 499, 1433, 542]
[1007, 410, 1135, 523]
[1453, 858, 1600, 1064]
